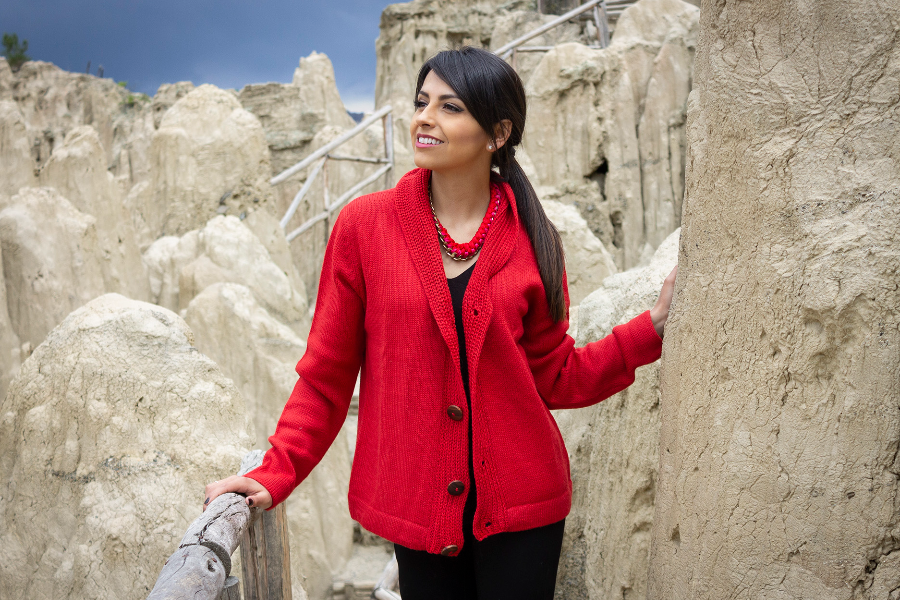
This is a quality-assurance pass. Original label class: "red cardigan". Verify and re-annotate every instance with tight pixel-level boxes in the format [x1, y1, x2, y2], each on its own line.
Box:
[246, 168, 662, 555]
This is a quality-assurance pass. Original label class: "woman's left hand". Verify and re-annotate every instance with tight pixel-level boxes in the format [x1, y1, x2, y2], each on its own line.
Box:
[650, 266, 677, 339]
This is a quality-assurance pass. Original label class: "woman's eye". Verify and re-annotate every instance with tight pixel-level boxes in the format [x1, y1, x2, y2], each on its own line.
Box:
[413, 100, 427, 109]
[444, 103, 462, 112]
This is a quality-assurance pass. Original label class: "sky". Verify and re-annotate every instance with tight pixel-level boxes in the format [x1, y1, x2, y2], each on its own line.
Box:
[0, 0, 397, 113]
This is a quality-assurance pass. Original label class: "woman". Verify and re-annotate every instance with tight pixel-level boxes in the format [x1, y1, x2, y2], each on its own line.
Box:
[203, 46, 676, 599]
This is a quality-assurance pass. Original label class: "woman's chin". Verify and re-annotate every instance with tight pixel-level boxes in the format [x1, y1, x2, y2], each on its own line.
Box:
[413, 154, 439, 170]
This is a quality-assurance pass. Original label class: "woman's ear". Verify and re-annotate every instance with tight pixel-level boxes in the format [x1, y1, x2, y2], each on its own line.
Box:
[492, 119, 513, 150]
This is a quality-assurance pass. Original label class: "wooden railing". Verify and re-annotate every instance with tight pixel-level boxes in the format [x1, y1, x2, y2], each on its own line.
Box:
[146, 450, 292, 600]
[495, 0, 641, 67]
[273, 105, 394, 244]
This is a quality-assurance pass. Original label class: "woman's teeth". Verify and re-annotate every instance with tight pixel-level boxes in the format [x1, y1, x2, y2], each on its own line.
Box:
[418, 137, 443, 145]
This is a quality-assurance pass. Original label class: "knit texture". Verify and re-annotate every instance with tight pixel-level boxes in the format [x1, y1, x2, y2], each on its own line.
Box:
[245, 168, 663, 555]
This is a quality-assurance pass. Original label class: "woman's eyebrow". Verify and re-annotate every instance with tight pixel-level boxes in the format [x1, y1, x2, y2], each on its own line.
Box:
[417, 91, 462, 101]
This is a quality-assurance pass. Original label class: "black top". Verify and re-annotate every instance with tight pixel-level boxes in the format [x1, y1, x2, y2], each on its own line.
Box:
[447, 260, 477, 532]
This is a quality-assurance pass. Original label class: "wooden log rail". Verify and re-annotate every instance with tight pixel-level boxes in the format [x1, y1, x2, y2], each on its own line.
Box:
[146, 450, 292, 600]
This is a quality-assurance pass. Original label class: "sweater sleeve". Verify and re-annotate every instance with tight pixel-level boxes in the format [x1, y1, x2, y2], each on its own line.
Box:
[521, 271, 662, 410]
[244, 205, 366, 508]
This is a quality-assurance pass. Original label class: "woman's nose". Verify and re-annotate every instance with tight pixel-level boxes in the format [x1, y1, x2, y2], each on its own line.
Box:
[414, 105, 435, 127]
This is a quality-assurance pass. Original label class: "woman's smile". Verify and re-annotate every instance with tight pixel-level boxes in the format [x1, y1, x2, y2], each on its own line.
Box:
[415, 134, 445, 148]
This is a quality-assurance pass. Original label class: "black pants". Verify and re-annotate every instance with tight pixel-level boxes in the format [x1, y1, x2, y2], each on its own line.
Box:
[393, 488, 566, 600]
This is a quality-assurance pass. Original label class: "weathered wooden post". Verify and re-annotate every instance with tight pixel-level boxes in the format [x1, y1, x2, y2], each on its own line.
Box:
[239, 500, 292, 600]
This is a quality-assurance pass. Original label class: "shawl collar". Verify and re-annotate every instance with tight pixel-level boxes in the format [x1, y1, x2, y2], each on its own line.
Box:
[393, 168, 520, 385]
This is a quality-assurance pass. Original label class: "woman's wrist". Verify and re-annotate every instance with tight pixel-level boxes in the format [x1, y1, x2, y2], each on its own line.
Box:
[650, 307, 666, 339]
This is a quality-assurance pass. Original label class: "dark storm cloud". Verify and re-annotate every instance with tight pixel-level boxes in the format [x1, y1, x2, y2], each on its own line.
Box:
[0, 0, 392, 110]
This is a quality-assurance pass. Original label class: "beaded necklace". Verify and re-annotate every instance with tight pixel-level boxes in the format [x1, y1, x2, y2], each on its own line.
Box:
[429, 182, 502, 261]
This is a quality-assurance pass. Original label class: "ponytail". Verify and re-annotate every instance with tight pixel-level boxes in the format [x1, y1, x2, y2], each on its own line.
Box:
[493, 147, 566, 323]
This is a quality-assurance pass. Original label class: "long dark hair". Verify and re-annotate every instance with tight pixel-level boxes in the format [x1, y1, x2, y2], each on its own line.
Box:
[416, 46, 566, 323]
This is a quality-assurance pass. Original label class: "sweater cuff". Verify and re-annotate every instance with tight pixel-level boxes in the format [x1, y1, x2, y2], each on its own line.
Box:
[619, 310, 663, 366]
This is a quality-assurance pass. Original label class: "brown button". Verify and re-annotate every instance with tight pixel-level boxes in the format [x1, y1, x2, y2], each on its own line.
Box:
[440, 545, 459, 556]
[447, 480, 465, 495]
[447, 405, 463, 421]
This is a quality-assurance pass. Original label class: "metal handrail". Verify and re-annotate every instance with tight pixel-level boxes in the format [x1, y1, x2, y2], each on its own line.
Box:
[274, 104, 394, 243]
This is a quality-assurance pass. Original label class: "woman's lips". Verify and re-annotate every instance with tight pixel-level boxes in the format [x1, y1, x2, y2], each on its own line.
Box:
[415, 135, 444, 148]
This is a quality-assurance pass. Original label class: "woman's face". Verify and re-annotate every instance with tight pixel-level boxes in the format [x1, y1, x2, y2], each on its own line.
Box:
[410, 71, 493, 173]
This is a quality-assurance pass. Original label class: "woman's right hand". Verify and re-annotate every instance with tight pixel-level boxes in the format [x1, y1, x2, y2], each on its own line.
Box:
[203, 476, 273, 511]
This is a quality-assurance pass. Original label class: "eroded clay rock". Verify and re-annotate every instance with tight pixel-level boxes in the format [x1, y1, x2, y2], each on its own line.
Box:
[182, 216, 309, 329]
[649, 2, 900, 599]
[0, 240, 21, 402]
[150, 81, 195, 129]
[184, 283, 353, 600]
[0, 59, 155, 190]
[0, 100, 36, 196]
[0, 293, 253, 600]
[132, 84, 274, 242]
[143, 216, 308, 333]
[39, 125, 150, 301]
[0, 187, 106, 349]
[542, 199, 617, 305]
[524, 0, 698, 269]
[552, 228, 676, 600]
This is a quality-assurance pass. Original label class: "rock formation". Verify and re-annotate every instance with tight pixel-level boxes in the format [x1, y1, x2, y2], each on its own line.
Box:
[0, 100, 36, 197]
[185, 283, 354, 600]
[39, 125, 150, 302]
[0, 294, 253, 600]
[0, 58, 156, 190]
[649, 2, 900, 599]
[126, 84, 276, 245]
[0, 187, 107, 350]
[542, 199, 617, 305]
[143, 215, 309, 335]
[552, 228, 676, 600]
[524, 0, 698, 270]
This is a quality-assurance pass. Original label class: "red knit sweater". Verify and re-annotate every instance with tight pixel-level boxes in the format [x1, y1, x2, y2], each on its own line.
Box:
[246, 168, 662, 555]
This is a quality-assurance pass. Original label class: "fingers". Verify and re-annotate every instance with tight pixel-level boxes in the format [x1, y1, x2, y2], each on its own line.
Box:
[244, 487, 274, 510]
[202, 475, 267, 512]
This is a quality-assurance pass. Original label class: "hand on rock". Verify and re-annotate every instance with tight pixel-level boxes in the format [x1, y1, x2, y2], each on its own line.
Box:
[204, 475, 273, 511]
[650, 266, 677, 339]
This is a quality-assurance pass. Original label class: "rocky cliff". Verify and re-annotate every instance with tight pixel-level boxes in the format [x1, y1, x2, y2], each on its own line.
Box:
[649, 1, 900, 598]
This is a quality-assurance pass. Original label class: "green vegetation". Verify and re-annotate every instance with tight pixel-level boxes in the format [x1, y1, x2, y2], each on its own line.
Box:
[117, 80, 128, 87]
[2, 33, 30, 71]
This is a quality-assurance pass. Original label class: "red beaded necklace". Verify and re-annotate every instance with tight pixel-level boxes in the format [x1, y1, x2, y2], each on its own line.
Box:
[429, 182, 502, 261]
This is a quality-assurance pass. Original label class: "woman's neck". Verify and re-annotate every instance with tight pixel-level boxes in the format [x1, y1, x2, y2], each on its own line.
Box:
[430, 168, 493, 229]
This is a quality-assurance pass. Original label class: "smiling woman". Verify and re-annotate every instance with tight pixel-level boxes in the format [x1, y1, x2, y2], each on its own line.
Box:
[204, 45, 675, 600]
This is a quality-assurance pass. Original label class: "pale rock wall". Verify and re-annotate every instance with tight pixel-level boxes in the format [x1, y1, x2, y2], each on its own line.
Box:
[0, 100, 36, 197]
[127, 84, 277, 245]
[39, 125, 150, 302]
[150, 81, 195, 129]
[0, 240, 20, 402]
[0, 58, 156, 191]
[185, 283, 354, 600]
[0, 187, 107, 350]
[552, 228, 676, 600]
[144, 215, 309, 335]
[524, 0, 698, 269]
[0, 294, 253, 600]
[542, 199, 617, 305]
[649, 1, 900, 599]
